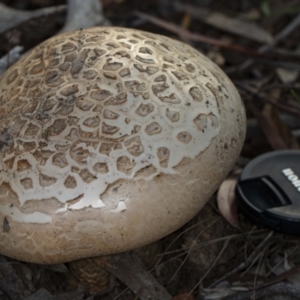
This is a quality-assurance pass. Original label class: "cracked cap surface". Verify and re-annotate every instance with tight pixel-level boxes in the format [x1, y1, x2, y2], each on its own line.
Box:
[0, 27, 246, 264]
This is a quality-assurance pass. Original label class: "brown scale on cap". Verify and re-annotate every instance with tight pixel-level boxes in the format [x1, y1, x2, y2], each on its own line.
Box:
[0, 27, 246, 264]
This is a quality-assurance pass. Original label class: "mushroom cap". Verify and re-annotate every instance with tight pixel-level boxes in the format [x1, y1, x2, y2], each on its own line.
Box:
[0, 27, 246, 264]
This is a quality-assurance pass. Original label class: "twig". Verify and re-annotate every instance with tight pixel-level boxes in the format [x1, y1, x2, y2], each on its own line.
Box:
[240, 244, 266, 278]
[253, 245, 267, 289]
[0, 46, 23, 75]
[235, 82, 300, 119]
[60, 0, 110, 33]
[221, 282, 300, 300]
[187, 237, 231, 298]
[134, 11, 300, 61]
[155, 230, 267, 260]
[99, 252, 172, 300]
[174, 2, 273, 44]
[154, 217, 215, 269]
[256, 263, 300, 290]
[227, 12, 300, 73]
[167, 217, 220, 284]
[248, 59, 300, 71]
[0, 3, 66, 35]
[209, 231, 274, 288]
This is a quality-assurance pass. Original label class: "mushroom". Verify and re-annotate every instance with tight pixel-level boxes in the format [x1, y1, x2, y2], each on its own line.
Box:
[0, 27, 246, 266]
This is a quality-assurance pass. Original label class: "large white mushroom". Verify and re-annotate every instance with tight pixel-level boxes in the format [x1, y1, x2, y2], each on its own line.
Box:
[0, 27, 246, 264]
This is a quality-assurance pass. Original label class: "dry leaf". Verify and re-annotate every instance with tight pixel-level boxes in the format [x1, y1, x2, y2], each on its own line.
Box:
[276, 68, 299, 84]
[249, 89, 299, 150]
[175, 3, 273, 44]
[217, 176, 240, 229]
